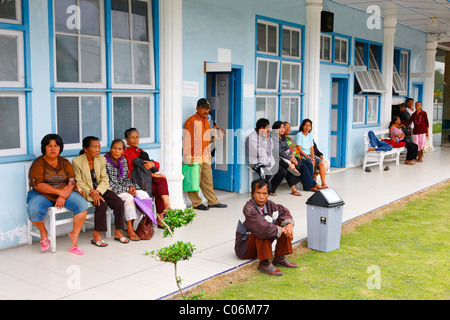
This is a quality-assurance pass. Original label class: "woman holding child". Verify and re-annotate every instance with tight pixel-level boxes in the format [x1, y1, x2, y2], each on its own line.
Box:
[123, 128, 170, 228]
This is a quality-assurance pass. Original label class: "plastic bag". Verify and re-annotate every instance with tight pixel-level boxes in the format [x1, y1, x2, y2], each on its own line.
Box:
[182, 163, 200, 192]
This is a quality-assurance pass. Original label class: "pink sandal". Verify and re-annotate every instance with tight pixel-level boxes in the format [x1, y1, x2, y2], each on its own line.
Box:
[40, 238, 50, 252]
[68, 246, 85, 255]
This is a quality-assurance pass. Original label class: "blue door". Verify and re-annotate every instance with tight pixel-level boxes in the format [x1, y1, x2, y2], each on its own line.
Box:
[330, 77, 348, 168]
[207, 72, 234, 191]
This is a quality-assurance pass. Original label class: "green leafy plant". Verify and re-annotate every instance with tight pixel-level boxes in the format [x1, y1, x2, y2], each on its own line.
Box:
[144, 207, 196, 298]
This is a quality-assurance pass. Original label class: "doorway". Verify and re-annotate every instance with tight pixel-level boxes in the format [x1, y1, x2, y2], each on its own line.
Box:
[330, 75, 348, 168]
[206, 68, 242, 192]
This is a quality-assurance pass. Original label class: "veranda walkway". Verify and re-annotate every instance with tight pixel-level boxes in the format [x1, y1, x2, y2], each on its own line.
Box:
[0, 147, 449, 300]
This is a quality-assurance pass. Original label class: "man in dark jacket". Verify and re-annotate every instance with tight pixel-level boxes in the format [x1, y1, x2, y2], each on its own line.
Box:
[235, 179, 298, 276]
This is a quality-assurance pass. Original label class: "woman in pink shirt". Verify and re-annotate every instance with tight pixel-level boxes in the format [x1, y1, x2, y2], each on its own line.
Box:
[390, 116, 418, 165]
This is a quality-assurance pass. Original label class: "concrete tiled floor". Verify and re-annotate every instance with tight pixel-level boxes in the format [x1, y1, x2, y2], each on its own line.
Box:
[0, 147, 449, 300]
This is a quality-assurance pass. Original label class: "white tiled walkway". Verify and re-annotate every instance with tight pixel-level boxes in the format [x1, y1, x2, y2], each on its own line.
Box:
[1, 147, 449, 300]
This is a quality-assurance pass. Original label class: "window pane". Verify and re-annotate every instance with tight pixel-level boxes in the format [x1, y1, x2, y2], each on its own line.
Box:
[341, 40, 347, 63]
[281, 97, 290, 122]
[111, 0, 130, 40]
[54, 0, 77, 34]
[282, 29, 290, 56]
[322, 36, 330, 61]
[281, 63, 290, 90]
[291, 30, 299, 58]
[291, 64, 300, 90]
[133, 97, 150, 138]
[56, 34, 79, 82]
[81, 37, 101, 83]
[80, 0, 100, 36]
[113, 97, 131, 139]
[0, 34, 18, 81]
[267, 25, 277, 54]
[267, 61, 278, 90]
[0, 0, 17, 21]
[256, 97, 266, 120]
[133, 43, 151, 85]
[132, 0, 149, 42]
[0, 97, 20, 150]
[81, 96, 102, 139]
[266, 97, 277, 124]
[113, 40, 132, 84]
[334, 39, 341, 61]
[290, 98, 299, 126]
[57, 97, 80, 144]
[257, 23, 266, 52]
[256, 60, 267, 89]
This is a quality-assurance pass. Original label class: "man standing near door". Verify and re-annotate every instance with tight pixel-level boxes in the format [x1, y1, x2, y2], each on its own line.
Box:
[183, 98, 227, 211]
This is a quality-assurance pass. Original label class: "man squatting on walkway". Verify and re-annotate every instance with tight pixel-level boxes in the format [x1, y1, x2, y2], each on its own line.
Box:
[234, 178, 298, 276]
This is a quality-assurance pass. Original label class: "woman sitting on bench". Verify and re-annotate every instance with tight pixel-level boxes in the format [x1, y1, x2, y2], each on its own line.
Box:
[27, 134, 88, 255]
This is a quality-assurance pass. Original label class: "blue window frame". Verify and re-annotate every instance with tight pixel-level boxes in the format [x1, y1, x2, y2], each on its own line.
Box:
[255, 15, 304, 130]
[320, 32, 351, 66]
[0, 0, 33, 162]
[49, 0, 159, 155]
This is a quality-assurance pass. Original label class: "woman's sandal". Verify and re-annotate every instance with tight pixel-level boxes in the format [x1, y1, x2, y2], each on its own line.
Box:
[114, 236, 130, 244]
[68, 246, 85, 255]
[91, 239, 108, 247]
[40, 238, 50, 252]
[290, 190, 302, 196]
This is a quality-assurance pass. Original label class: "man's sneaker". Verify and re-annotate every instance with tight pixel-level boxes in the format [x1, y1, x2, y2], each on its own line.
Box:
[208, 203, 227, 208]
[193, 204, 209, 211]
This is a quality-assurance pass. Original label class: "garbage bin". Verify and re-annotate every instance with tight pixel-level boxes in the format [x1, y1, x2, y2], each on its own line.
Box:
[306, 188, 345, 252]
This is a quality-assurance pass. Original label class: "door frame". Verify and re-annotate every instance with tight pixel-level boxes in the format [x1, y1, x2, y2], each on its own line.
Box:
[329, 73, 349, 168]
[205, 65, 243, 193]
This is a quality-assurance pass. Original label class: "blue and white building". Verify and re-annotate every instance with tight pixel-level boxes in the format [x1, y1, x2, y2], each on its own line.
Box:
[1, 0, 449, 250]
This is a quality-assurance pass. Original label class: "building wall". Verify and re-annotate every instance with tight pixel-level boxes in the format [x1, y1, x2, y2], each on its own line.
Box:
[0, 0, 430, 250]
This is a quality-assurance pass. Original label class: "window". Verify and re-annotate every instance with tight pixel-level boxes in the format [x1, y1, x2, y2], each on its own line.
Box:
[320, 34, 331, 62]
[354, 42, 385, 93]
[334, 37, 348, 64]
[353, 96, 365, 125]
[112, 94, 154, 142]
[367, 96, 379, 123]
[0, 0, 21, 24]
[55, 94, 107, 147]
[256, 17, 303, 129]
[52, 0, 158, 150]
[0, 93, 26, 156]
[0, 1, 28, 158]
[393, 49, 409, 96]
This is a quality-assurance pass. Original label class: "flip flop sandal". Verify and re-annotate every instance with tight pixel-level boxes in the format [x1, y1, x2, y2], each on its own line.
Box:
[40, 238, 50, 252]
[68, 246, 85, 255]
[290, 191, 302, 196]
[114, 236, 129, 244]
[91, 239, 108, 247]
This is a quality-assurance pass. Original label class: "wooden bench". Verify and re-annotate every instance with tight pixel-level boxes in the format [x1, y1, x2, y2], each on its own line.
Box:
[26, 163, 111, 253]
[363, 129, 406, 171]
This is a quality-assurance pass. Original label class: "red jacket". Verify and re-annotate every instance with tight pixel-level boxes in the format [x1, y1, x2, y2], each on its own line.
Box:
[404, 110, 429, 135]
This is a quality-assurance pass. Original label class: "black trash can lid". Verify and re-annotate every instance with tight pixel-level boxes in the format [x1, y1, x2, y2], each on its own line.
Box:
[306, 188, 345, 208]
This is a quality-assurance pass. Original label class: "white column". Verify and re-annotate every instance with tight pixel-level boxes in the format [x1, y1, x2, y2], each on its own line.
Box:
[381, 15, 397, 129]
[159, 0, 186, 209]
[423, 36, 438, 145]
[304, 0, 322, 141]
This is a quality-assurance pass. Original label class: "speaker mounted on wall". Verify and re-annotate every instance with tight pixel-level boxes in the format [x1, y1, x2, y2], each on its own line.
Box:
[321, 11, 334, 33]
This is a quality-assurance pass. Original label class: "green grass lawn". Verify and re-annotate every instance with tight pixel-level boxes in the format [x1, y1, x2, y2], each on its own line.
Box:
[203, 182, 450, 300]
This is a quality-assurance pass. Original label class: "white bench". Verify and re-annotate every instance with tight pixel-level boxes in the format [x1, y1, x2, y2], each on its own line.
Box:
[363, 129, 406, 171]
[26, 163, 111, 253]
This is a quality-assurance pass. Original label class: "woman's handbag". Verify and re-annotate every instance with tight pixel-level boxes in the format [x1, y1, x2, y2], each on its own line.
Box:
[423, 137, 434, 153]
[182, 163, 200, 192]
[136, 215, 154, 240]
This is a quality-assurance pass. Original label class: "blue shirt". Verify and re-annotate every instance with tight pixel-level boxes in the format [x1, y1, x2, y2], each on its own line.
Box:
[294, 132, 313, 156]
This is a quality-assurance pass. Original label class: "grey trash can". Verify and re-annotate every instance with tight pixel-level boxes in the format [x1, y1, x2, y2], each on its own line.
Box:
[306, 188, 345, 253]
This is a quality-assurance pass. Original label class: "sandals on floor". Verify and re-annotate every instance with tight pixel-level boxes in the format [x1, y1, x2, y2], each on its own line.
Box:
[40, 237, 50, 252]
[114, 236, 129, 244]
[290, 190, 302, 196]
[91, 239, 108, 247]
[68, 246, 85, 255]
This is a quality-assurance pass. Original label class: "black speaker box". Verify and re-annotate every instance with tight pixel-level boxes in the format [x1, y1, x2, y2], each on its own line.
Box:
[321, 11, 334, 33]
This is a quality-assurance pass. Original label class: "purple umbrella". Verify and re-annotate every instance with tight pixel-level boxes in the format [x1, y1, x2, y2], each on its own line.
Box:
[134, 196, 157, 225]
